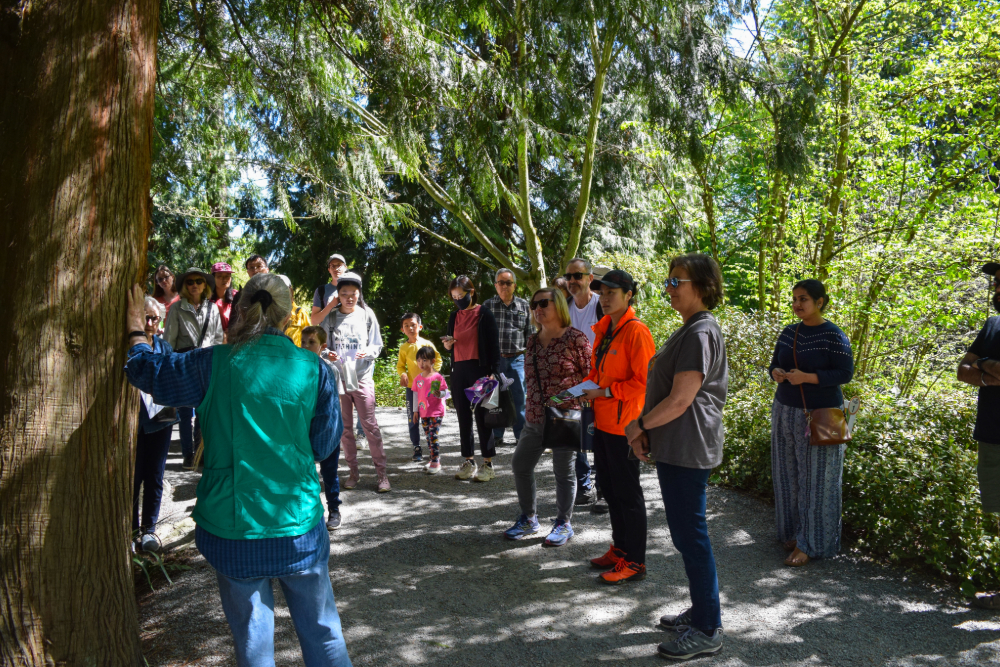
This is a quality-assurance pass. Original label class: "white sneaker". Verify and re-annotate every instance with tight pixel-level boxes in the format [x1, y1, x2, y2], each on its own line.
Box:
[455, 459, 477, 480]
[473, 463, 495, 482]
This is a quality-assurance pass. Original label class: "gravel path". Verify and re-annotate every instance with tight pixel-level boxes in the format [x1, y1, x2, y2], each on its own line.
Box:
[139, 408, 1000, 666]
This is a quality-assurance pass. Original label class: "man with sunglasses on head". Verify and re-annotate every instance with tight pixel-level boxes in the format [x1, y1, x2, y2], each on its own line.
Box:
[958, 262, 1000, 609]
[563, 258, 606, 509]
[483, 268, 534, 446]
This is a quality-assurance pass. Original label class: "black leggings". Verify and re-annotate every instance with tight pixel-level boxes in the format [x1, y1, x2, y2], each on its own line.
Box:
[450, 361, 497, 459]
[593, 428, 647, 564]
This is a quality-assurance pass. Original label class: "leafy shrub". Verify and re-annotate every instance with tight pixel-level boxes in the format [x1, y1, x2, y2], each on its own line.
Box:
[373, 351, 407, 408]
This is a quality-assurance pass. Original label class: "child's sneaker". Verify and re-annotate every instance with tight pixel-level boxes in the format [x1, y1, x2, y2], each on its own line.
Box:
[544, 520, 574, 547]
[504, 514, 541, 540]
[412, 447, 423, 463]
[455, 459, 477, 480]
[473, 462, 495, 482]
[426, 460, 442, 474]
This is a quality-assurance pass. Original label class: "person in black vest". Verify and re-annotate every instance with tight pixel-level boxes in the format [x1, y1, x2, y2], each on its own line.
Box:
[958, 262, 1000, 608]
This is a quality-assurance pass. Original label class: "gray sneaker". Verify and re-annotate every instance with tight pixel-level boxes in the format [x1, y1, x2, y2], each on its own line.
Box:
[658, 608, 693, 632]
[455, 459, 477, 480]
[657, 627, 723, 660]
[140, 533, 160, 553]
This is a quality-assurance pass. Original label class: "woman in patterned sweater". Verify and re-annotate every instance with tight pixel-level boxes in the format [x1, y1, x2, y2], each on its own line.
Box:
[769, 279, 854, 566]
[503, 288, 592, 547]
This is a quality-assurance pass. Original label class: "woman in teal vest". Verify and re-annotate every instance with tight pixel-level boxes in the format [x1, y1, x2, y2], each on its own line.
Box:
[125, 274, 351, 667]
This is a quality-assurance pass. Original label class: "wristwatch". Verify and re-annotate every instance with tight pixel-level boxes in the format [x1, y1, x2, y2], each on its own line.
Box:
[637, 416, 648, 432]
[976, 357, 991, 371]
[604, 386, 613, 398]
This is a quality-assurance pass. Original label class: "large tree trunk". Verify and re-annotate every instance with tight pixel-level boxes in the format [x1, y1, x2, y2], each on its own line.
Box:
[0, 1, 159, 665]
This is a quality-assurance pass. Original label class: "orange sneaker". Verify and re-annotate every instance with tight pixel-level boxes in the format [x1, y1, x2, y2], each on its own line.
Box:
[599, 559, 646, 585]
[590, 544, 626, 569]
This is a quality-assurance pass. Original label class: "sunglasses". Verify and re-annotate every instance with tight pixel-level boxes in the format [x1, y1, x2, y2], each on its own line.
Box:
[530, 299, 551, 310]
[663, 277, 692, 289]
[185, 278, 205, 286]
[496, 280, 514, 287]
[564, 272, 587, 281]
[145, 315, 161, 324]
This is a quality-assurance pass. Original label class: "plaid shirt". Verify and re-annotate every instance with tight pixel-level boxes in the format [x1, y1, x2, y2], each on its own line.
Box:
[124, 329, 341, 578]
[483, 294, 535, 355]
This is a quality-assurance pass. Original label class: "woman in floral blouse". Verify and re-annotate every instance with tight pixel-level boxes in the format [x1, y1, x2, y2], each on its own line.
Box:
[503, 288, 592, 547]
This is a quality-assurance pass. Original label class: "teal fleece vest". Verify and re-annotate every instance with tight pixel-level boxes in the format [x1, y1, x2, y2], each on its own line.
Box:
[193, 336, 322, 539]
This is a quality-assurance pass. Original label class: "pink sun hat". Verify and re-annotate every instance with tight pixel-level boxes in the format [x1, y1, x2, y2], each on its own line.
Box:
[211, 262, 234, 274]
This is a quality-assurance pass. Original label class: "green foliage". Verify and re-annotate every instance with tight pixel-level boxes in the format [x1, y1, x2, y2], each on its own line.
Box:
[373, 353, 407, 408]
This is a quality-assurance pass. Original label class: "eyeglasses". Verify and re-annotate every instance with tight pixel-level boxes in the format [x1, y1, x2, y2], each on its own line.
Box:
[530, 299, 551, 310]
[145, 315, 161, 324]
[564, 272, 587, 281]
[496, 280, 514, 287]
[663, 277, 692, 289]
[185, 278, 205, 286]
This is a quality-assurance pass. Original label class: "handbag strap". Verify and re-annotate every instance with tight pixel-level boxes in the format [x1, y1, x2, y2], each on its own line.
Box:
[595, 318, 635, 374]
[792, 323, 809, 416]
[196, 303, 211, 348]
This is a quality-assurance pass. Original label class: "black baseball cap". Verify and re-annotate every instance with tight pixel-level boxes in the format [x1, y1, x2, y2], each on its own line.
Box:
[591, 269, 636, 293]
[982, 262, 1000, 276]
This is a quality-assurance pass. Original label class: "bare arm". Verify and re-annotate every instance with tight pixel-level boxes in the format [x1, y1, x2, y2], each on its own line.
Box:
[310, 298, 339, 326]
[958, 352, 1000, 387]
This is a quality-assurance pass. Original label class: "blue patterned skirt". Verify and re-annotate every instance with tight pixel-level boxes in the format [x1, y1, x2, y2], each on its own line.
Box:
[771, 400, 846, 559]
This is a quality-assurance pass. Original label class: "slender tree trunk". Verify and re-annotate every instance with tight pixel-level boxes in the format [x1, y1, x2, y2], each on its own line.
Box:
[561, 27, 616, 271]
[817, 54, 851, 278]
[0, 1, 159, 665]
[694, 164, 719, 262]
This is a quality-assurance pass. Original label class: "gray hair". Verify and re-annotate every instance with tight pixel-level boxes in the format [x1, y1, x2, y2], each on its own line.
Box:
[566, 257, 592, 273]
[495, 268, 515, 283]
[144, 295, 165, 320]
[229, 273, 293, 346]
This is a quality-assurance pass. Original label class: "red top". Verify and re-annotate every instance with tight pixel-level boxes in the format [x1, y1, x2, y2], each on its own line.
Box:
[525, 328, 592, 424]
[453, 306, 481, 362]
[214, 298, 233, 331]
[156, 294, 180, 317]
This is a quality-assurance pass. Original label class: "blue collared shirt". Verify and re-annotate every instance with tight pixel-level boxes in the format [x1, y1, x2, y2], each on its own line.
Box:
[124, 329, 341, 578]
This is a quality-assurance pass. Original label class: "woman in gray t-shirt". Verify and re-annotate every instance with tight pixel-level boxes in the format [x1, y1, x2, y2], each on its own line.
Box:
[624, 254, 728, 661]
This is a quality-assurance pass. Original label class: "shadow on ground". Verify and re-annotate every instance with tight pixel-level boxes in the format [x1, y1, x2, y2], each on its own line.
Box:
[139, 408, 1000, 666]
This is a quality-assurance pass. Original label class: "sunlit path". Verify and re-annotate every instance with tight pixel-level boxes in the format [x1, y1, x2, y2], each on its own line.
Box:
[138, 409, 1000, 666]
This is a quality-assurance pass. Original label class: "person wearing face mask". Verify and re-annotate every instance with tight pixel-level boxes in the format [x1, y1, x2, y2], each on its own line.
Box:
[441, 275, 501, 482]
[769, 279, 854, 568]
[958, 262, 1000, 609]
[580, 270, 656, 584]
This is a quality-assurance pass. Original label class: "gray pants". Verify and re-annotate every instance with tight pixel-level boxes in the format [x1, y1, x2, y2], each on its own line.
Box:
[979, 442, 1000, 514]
[511, 420, 577, 522]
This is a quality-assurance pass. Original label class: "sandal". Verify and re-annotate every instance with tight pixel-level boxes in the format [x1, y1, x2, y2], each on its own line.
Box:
[783, 539, 797, 553]
[784, 547, 810, 567]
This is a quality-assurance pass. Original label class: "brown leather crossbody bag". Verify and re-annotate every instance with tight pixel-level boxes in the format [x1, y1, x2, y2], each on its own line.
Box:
[793, 323, 851, 446]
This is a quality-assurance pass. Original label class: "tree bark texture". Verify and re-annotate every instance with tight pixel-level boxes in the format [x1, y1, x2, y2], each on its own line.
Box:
[0, 1, 159, 665]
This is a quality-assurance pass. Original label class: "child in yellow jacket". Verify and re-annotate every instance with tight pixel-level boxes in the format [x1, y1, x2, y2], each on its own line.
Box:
[397, 313, 442, 461]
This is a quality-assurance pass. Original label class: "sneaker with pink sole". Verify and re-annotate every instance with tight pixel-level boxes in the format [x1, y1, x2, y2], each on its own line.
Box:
[376, 473, 391, 493]
[426, 460, 442, 474]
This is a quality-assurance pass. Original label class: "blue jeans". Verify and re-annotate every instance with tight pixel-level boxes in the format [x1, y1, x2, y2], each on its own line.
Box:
[405, 388, 421, 449]
[656, 462, 721, 634]
[318, 444, 342, 511]
[178, 406, 201, 459]
[132, 426, 172, 532]
[493, 355, 526, 442]
[215, 537, 352, 667]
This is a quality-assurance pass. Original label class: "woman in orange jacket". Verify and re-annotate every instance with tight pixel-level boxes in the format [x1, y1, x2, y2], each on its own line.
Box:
[581, 269, 657, 584]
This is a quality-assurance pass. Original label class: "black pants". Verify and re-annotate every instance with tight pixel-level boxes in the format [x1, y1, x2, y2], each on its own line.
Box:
[132, 426, 173, 533]
[593, 428, 647, 564]
[451, 360, 497, 459]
